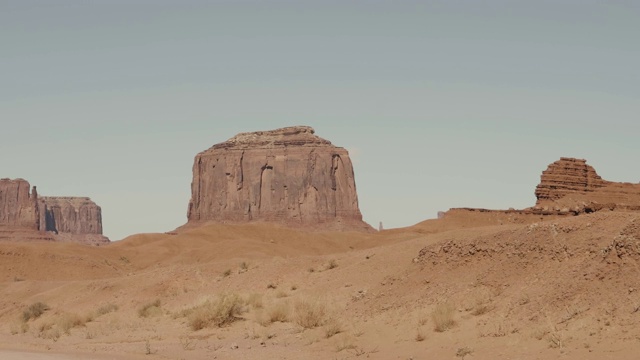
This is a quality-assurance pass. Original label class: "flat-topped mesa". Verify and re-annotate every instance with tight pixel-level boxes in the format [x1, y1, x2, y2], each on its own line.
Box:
[533, 157, 640, 214]
[0, 178, 39, 230]
[0, 178, 109, 244]
[187, 126, 373, 232]
[40, 197, 104, 235]
[212, 126, 331, 149]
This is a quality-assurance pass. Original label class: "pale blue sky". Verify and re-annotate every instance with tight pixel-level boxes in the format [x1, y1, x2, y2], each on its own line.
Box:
[1, 1, 638, 240]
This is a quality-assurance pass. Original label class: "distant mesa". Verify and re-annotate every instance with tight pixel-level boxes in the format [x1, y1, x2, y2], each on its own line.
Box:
[439, 157, 640, 222]
[532, 157, 640, 214]
[185, 125, 373, 232]
[0, 178, 109, 245]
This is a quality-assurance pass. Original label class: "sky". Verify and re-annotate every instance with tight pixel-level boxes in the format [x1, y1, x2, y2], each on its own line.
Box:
[1, 0, 639, 240]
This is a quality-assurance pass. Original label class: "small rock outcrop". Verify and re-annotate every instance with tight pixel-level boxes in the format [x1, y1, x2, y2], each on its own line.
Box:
[187, 126, 372, 231]
[533, 157, 640, 214]
[0, 179, 109, 244]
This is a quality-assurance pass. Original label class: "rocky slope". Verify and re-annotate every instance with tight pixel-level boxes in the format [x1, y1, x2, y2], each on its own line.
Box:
[187, 126, 372, 231]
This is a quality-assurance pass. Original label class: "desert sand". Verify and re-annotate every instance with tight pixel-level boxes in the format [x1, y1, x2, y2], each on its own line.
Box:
[2, 210, 640, 359]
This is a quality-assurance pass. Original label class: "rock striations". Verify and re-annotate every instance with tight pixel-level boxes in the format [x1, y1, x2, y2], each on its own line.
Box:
[0, 179, 39, 230]
[187, 126, 372, 231]
[40, 197, 108, 244]
[0, 179, 109, 245]
[532, 157, 640, 214]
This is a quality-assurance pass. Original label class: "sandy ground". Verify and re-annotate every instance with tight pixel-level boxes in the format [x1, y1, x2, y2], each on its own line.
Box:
[2, 211, 640, 359]
[0, 350, 125, 360]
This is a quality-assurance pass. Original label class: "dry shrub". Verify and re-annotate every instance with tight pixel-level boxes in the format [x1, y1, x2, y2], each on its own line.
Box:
[138, 299, 162, 318]
[22, 302, 49, 322]
[456, 346, 473, 359]
[264, 301, 290, 324]
[471, 300, 492, 316]
[326, 259, 338, 270]
[57, 313, 92, 334]
[96, 303, 119, 316]
[188, 294, 246, 330]
[324, 320, 342, 338]
[10, 321, 29, 335]
[415, 328, 425, 342]
[294, 298, 328, 329]
[468, 290, 493, 316]
[432, 302, 456, 332]
[245, 293, 264, 309]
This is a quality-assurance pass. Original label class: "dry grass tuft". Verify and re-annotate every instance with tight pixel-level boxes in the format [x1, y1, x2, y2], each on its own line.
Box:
[415, 327, 426, 342]
[138, 299, 162, 318]
[432, 302, 456, 332]
[245, 293, 264, 309]
[293, 298, 328, 329]
[57, 313, 92, 334]
[324, 320, 342, 338]
[96, 303, 119, 316]
[22, 302, 49, 322]
[326, 259, 338, 270]
[187, 294, 246, 330]
[263, 301, 290, 324]
[456, 346, 473, 359]
[10, 321, 29, 335]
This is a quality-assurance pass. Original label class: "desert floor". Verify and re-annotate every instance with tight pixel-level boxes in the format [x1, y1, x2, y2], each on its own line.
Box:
[2, 211, 640, 359]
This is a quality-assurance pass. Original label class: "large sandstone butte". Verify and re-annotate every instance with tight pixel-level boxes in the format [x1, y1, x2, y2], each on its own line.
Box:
[532, 157, 640, 214]
[187, 126, 372, 231]
[40, 197, 108, 244]
[0, 178, 109, 244]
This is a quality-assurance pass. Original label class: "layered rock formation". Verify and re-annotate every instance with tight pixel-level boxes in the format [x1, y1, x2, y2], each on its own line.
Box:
[438, 157, 640, 222]
[0, 179, 109, 244]
[533, 157, 640, 214]
[187, 126, 372, 231]
[39, 197, 108, 244]
[0, 179, 39, 230]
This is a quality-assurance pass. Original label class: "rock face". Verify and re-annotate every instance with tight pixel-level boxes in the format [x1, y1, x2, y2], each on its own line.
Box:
[533, 157, 640, 214]
[0, 179, 109, 244]
[39, 197, 108, 244]
[40, 197, 103, 235]
[187, 126, 372, 231]
[0, 179, 39, 230]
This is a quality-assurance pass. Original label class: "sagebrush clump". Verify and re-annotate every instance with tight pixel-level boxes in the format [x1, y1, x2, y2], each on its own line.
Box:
[22, 302, 49, 322]
[187, 294, 246, 330]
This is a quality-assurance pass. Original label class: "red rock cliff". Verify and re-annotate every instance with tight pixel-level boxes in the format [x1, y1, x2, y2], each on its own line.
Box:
[40, 197, 104, 235]
[0, 178, 109, 244]
[534, 157, 640, 213]
[187, 126, 372, 231]
[0, 178, 39, 229]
